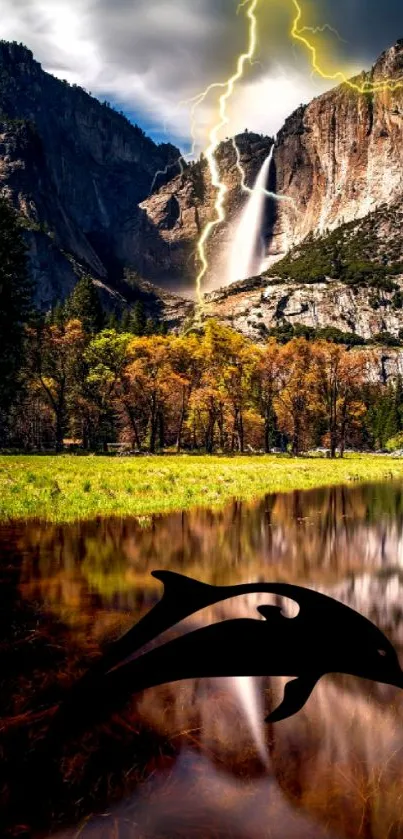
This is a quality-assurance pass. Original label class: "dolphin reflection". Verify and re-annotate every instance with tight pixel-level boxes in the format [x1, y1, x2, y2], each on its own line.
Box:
[56, 571, 403, 730]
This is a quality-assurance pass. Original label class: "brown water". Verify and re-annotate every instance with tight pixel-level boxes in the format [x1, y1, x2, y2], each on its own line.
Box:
[2, 481, 403, 838]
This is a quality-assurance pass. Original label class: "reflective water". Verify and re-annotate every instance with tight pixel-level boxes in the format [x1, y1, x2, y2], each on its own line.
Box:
[2, 481, 403, 838]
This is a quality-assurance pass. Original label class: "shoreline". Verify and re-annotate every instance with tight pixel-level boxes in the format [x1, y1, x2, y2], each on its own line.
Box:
[1, 453, 403, 524]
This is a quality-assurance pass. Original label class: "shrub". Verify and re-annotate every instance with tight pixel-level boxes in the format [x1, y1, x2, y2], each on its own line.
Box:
[385, 432, 403, 452]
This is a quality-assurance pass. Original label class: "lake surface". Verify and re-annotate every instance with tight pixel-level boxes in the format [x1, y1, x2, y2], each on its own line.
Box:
[2, 481, 403, 838]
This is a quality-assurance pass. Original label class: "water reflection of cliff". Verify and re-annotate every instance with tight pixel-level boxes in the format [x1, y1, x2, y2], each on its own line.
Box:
[8, 481, 403, 638]
[2, 480, 403, 838]
[56, 677, 403, 839]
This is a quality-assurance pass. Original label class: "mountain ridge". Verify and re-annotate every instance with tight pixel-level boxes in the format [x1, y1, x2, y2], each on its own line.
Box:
[140, 39, 403, 292]
[0, 40, 182, 308]
[2, 37, 403, 343]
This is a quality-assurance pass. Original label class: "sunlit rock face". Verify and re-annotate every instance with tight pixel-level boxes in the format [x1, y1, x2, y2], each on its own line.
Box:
[139, 132, 274, 294]
[140, 42, 403, 295]
[272, 42, 403, 260]
[201, 275, 403, 349]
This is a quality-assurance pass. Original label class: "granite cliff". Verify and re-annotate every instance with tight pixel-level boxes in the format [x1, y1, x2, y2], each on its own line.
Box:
[200, 198, 403, 349]
[141, 40, 403, 290]
[2, 37, 403, 339]
[0, 40, 183, 309]
[271, 40, 403, 262]
[138, 132, 274, 293]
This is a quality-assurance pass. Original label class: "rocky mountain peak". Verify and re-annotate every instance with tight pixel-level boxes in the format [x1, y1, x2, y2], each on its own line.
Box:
[139, 37, 403, 294]
[372, 39, 403, 79]
[1, 35, 403, 335]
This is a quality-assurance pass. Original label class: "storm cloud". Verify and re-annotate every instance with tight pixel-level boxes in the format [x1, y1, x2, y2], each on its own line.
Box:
[0, 0, 402, 150]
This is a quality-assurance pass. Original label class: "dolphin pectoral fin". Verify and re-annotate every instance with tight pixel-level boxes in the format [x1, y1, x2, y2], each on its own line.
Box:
[265, 676, 319, 724]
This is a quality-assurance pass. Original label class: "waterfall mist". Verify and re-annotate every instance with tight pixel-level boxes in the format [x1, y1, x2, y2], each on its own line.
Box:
[228, 146, 274, 285]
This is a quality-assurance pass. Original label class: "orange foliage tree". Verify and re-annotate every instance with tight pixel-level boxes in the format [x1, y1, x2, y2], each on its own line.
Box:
[21, 315, 391, 455]
[273, 339, 324, 456]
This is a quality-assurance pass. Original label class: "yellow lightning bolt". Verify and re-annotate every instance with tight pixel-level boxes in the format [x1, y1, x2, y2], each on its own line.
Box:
[193, 0, 260, 307]
[150, 82, 230, 197]
[181, 84, 230, 171]
[298, 23, 347, 44]
[231, 137, 297, 211]
[149, 157, 186, 195]
[291, 0, 403, 93]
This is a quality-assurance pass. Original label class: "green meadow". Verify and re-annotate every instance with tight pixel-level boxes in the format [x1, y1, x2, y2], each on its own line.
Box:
[0, 454, 402, 523]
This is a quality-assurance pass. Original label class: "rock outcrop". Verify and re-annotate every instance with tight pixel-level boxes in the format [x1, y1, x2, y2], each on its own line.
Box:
[140, 41, 403, 291]
[202, 275, 403, 343]
[271, 41, 403, 261]
[139, 132, 274, 293]
[0, 41, 181, 308]
[2, 37, 403, 320]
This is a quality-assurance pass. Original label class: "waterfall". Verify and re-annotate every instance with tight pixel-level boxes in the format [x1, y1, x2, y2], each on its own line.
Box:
[228, 145, 274, 285]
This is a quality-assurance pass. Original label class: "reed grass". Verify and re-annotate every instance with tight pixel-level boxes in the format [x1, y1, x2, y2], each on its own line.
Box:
[0, 453, 402, 523]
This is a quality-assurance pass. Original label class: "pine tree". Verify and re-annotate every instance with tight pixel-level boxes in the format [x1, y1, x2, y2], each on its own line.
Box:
[0, 194, 33, 442]
[65, 275, 104, 333]
[120, 308, 131, 333]
[130, 300, 146, 336]
[47, 300, 66, 327]
[106, 311, 119, 330]
[395, 375, 403, 431]
[144, 317, 156, 336]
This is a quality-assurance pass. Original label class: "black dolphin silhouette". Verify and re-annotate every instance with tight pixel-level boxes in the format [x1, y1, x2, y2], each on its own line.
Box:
[54, 571, 403, 730]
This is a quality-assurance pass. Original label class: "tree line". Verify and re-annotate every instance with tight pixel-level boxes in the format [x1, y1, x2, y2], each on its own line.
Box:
[1, 193, 403, 456]
[8, 314, 403, 457]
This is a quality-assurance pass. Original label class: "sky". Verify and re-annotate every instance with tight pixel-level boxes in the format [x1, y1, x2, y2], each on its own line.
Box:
[0, 0, 403, 154]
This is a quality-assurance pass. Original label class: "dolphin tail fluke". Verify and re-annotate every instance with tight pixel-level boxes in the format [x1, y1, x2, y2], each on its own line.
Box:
[265, 675, 319, 724]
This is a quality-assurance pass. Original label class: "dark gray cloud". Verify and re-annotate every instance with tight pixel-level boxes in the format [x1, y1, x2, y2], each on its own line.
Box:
[0, 1, 402, 149]
[321, 0, 403, 64]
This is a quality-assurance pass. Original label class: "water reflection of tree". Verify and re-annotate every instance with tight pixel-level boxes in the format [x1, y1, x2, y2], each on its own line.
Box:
[7, 482, 403, 643]
[269, 677, 403, 839]
[3, 492, 403, 838]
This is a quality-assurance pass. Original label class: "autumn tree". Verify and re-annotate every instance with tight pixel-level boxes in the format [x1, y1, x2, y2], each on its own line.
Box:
[27, 319, 86, 451]
[316, 342, 345, 458]
[336, 350, 369, 457]
[315, 343, 369, 456]
[169, 334, 203, 451]
[220, 332, 260, 453]
[188, 377, 224, 453]
[274, 339, 324, 455]
[256, 339, 282, 452]
[194, 321, 258, 452]
[83, 329, 132, 449]
[123, 336, 180, 452]
[12, 317, 384, 455]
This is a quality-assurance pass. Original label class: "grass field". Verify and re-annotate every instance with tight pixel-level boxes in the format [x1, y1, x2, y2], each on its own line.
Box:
[0, 453, 402, 523]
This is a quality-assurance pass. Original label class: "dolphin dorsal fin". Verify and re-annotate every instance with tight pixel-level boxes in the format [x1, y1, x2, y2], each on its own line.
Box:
[152, 570, 213, 593]
[152, 570, 216, 611]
